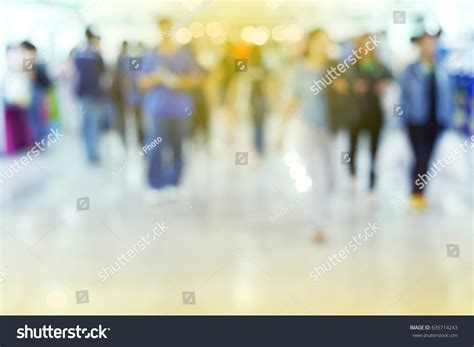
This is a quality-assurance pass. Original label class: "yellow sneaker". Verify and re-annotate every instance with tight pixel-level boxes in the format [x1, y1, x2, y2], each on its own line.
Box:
[410, 193, 428, 212]
[314, 230, 326, 244]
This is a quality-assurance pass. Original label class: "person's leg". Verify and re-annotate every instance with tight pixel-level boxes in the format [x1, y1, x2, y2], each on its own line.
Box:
[27, 86, 43, 142]
[312, 129, 335, 242]
[81, 98, 100, 162]
[116, 99, 126, 146]
[253, 110, 264, 155]
[296, 123, 319, 220]
[417, 127, 439, 201]
[146, 116, 167, 189]
[296, 122, 331, 242]
[407, 123, 432, 210]
[426, 126, 441, 165]
[368, 117, 382, 190]
[251, 87, 266, 155]
[407, 125, 417, 187]
[191, 89, 211, 148]
[169, 117, 188, 186]
[349, 122, 360, 179]
[134, 105, 145, 146]
[416, 129, 433, 194]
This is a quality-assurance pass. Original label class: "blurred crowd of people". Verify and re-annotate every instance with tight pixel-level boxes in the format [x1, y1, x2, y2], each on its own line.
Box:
[2, 17, 473, 243]
[276, 28, 469, 241]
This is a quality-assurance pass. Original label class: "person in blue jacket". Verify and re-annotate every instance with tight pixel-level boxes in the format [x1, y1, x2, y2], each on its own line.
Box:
[73, 27, 106, 163]
[137, 18, 201, 202]
[398, 30, 453, 211]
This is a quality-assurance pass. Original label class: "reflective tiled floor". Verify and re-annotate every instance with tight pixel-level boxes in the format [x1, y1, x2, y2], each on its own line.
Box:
[0, 115, 472, 314]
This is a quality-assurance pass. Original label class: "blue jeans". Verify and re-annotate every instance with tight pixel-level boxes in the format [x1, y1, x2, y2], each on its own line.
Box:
[79, 97, 107, 162]
[28, 86, 48, 142]
[145, 116, 189, 189]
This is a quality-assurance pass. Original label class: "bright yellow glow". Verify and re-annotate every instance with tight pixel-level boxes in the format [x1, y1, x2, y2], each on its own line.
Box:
[206, 22, 223, 38]
[176, 27, 192, 44]
[189, 22, 205, 38]
[253, 26, 269, 45]
[241, 26, 255, 43]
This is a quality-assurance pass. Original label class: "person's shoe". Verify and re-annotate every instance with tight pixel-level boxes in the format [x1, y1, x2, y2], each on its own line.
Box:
[88, 155, 100, 165]
[313, 230, 326, 244]
[367, 190, 377, 207]
[410, 193, 428, 212]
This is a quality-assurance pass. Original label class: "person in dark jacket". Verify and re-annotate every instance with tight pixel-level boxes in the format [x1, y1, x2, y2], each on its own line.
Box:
[349, 34, 391, 198]
[73, 27, 107, 163]
[20, 41, 52, 142]
[398, 30, 453, 211]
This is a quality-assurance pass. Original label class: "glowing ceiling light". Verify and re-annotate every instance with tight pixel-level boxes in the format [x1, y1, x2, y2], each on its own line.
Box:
[176, 27, 192, 44]
[189, 22, 205, 38]
[254, 26, 269, 45]
[241, 26, 255, 43]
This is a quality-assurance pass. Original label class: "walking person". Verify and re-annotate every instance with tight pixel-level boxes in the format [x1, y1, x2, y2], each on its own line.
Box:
[73, 27, 107, 163]
[349, 34, 391, 199]
[137, 18, 201, 202]
[21, 41, 53, 143]
[111, 41, 129, 146]
[3, 44, 34, 154]
[189, 59, 210, 149]
[130, 42, 146, 146]
[113, 41, 146, 147]
[277, 29, 338, 243]
[399, 30, 453, 211]
[249, 45, 268, 156]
